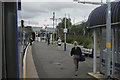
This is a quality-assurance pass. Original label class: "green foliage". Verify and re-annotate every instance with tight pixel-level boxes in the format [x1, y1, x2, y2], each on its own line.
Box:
[23, 26, 34, 37]
[66, 34, 93, 48]
[70, 25, 84, 35]
[57, 17, 72, 34]
[57, 18, 93, 48]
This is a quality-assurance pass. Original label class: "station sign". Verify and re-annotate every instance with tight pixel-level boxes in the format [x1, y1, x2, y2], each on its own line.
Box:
[64, 28, 67, 33]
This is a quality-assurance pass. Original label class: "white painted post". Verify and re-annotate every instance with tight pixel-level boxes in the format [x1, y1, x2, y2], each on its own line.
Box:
[93, 29, 97, 73]
[50, 34, 52, 44]
[64, 14, 67, 51]
[112, 29, 115, 78]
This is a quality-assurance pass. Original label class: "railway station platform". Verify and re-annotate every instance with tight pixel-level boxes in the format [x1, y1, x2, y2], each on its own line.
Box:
[23, 43, 39, 79]
[24, 41, 100, 79]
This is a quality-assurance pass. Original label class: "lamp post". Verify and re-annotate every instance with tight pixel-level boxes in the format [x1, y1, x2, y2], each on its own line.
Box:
[55, 18, 62, 41]
[55, 19, 57, 41]
[53, 12, 55, 44]
[64, 14, 67, 51]
[50, 13, 62, 43]
[50, 12, 55, 44]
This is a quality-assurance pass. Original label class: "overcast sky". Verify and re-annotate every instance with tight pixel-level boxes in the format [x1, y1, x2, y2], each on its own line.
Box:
[18, 0, 115, 27]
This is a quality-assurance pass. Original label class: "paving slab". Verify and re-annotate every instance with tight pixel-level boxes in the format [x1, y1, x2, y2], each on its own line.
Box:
[31, 42, 100, 79]
[26, 45, 39, 78]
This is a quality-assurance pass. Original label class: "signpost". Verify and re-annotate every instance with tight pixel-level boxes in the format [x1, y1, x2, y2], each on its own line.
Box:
[64, 28, 67, 33]
[64, 14, 67, 51]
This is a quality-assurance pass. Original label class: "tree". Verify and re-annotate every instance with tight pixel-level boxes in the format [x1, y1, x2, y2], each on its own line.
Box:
[56, 19, 93, 48]
[57, 17, 72, 36]
[23, 26, 34, 38]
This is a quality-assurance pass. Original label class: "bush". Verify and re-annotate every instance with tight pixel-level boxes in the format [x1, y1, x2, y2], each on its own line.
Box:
[66, 34, 92, 48]
[59, 33, 93, 49]
[67, 35, 74, 43]
[87, 43, 93, 49]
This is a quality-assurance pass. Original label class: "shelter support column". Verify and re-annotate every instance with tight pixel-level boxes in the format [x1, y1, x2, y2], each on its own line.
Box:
[111, 29, 115, 78]
[99, 28, 102, 72]
[105, 0, 111, 78]
[93, 28, 97, 73]
[50, 34, 52, 44]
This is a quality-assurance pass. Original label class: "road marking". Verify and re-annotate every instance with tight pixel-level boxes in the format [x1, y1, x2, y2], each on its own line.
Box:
[23, 43, 30, 80]
[88, 73, 102, 80]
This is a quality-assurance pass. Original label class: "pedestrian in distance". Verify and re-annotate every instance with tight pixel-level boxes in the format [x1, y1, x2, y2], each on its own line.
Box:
[70, 41, 82, 76]
[48, 37, 50, 45]
[29, 37, 33, 46]
[57, 37, 61, 48]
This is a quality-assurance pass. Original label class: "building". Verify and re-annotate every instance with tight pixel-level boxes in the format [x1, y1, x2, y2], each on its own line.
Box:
[32, 27, 56, 42]
[32, 27, 42, 33]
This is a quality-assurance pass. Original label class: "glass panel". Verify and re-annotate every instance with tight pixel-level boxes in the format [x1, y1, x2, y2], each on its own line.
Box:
[114, 27, 120, 79]
[100, 28, 106, 74]
[100, 28, 113, 75]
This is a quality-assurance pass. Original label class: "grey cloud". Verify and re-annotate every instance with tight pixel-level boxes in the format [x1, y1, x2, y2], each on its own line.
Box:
[29, 20, 39, 25]
[22, 2, 97, 17]
[20, 2, 98, 26]
[28, 2, 96, 12]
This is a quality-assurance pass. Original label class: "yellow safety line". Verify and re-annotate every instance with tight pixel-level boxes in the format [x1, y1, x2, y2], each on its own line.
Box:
[23, 61, 26, 80]
[23, 44, 30, 80]
[88, 73, 102, 80]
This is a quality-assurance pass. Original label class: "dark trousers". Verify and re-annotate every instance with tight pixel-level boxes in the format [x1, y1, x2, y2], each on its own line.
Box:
[73, 55, 80, 71]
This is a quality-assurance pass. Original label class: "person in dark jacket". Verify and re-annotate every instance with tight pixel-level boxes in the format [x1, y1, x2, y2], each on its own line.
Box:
[29, 37, 33, 45]
[48, 37, 50, 45]
[70, 41, 82, 76]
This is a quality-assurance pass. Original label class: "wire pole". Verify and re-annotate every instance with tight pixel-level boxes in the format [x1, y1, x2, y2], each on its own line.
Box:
[53, 12, 55, 44]
[105, 0, 111, 79]
[56, 19, 57, 41]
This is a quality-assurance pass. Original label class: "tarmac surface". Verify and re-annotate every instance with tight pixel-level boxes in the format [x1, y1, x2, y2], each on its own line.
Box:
[31, 41, 99, 79]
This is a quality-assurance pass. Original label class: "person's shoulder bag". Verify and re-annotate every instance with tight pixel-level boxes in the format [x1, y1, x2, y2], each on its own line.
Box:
[78, 47, 85, 62]
[79, 54, 85, 62]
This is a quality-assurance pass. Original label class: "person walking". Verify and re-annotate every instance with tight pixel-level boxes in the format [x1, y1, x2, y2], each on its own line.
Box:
[29, 37, 33, 45]
[48, 37, 50, 45]
[57, 37, 61, 48]
[70, 41, 82, 76]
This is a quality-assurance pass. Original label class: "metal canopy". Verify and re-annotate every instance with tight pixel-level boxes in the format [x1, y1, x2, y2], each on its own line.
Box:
[87, 1, 120, 28]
